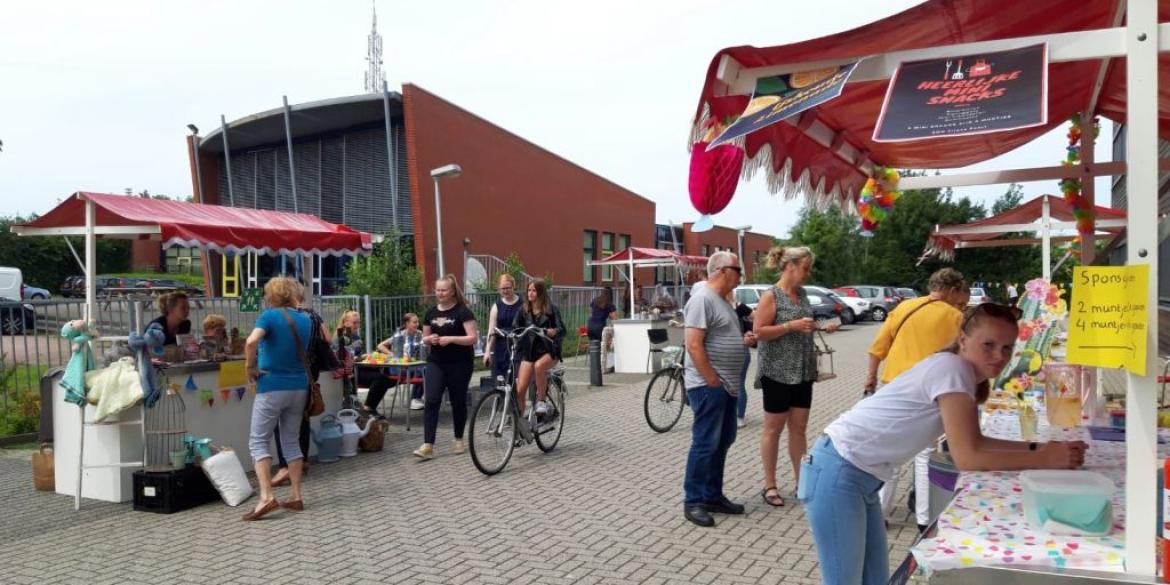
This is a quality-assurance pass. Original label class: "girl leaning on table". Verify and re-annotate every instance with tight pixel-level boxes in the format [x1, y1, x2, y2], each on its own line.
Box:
[799, 303, 1088, 585]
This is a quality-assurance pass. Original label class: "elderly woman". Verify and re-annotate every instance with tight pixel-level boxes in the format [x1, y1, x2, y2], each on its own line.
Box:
[243, 276, 313, 520]
[148, 292, 191, 346]
[752, 246, 838, 508]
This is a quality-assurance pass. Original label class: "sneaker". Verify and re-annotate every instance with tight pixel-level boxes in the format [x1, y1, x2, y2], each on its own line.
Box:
[412, 444, 433, 460]
[534, 400, 549, 415]
[736, 418, 747, 429]
[453, 439, 465, 454]
[410, 398, 424, 410]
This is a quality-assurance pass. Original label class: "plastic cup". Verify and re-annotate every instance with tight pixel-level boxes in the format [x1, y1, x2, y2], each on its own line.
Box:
[170, 450, 188, 469]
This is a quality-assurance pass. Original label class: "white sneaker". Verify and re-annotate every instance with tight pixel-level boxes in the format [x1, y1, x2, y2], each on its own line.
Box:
[410, 398, 424, 410]
[534, 401, 549, 415]
[737, 418, 747, 429]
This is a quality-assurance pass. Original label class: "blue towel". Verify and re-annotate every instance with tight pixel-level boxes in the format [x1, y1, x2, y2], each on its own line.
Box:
[129, 323, 166, 407]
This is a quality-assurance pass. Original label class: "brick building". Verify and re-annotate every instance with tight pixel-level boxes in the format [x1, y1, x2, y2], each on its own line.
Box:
[159, 84, 776, 295]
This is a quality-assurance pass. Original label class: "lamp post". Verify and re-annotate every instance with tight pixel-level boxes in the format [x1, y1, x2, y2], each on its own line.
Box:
[735, 225, 752, 276]
[430, 164, 462, 277]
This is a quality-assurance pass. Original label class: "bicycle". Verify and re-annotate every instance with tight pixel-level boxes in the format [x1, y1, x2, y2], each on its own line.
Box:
[644, 345, 688, 433]
[468, 325, 567, 476]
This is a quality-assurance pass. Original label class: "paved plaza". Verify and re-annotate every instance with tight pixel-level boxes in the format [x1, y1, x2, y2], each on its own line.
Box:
[0, 321, 923, 585]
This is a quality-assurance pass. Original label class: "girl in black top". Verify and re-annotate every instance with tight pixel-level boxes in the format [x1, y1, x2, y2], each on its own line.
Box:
[413, 275, 478, 460]
[587, 287, 617, 343]
[513, 279, 566, 418]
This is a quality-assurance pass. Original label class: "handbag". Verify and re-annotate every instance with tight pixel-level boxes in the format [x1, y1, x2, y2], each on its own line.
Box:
[32, 443, 54, 491]
[280, 309, 324, 417]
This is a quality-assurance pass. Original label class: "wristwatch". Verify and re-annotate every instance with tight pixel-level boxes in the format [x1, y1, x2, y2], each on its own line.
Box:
[1028, 441, 1039, 451]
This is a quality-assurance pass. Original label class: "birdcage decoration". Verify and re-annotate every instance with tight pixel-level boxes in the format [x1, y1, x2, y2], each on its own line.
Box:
[814, 331, 837, 382]
[144, 380, 188, 471]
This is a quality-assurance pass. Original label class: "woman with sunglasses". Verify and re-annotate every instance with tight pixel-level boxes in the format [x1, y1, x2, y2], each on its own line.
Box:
[484, 274, 523, 384]
[800, 303, 1087, 585]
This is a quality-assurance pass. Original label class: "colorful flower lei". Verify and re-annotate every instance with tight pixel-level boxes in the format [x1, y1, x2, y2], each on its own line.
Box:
[858, 166, 901, 236]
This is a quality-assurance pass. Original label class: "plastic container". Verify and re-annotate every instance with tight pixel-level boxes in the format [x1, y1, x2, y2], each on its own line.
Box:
[1020, 470, 1114, 535]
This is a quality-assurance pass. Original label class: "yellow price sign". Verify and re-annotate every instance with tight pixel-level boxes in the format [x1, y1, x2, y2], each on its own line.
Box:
[1066, 265, 1149, 375]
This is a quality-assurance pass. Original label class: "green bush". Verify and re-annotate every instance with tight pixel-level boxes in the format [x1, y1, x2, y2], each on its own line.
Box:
[0, 359, 41, 437]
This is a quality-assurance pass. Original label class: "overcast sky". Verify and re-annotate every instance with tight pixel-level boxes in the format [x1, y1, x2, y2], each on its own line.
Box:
[0, 0, 1112, 240]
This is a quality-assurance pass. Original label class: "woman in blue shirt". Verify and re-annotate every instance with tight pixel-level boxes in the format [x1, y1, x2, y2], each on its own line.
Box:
[243, 276, 312, 521]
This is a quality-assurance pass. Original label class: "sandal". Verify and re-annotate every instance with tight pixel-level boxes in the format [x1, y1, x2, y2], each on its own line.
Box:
[761, 487, 785, 507]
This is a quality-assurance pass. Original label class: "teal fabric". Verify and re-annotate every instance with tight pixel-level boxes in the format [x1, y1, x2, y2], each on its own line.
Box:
[61, 325, 97, 406]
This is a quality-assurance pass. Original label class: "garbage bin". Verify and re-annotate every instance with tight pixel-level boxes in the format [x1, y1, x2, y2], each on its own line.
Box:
[927, 450, 961, 524]
[588, 339, 603, 387]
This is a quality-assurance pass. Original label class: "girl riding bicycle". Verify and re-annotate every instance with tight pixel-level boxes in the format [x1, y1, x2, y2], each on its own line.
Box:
[512, 279, 566, 417]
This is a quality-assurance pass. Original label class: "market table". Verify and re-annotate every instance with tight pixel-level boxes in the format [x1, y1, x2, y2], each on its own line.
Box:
[910, 411, 1169, 582]
[355, 359, 428, 428]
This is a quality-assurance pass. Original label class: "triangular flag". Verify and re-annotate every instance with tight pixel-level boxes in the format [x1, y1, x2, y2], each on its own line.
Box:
[219, 388, 231, 403]
[235, 387, 246, 400]
[200, 389, 213, 407]
[185, 375, 197, 391]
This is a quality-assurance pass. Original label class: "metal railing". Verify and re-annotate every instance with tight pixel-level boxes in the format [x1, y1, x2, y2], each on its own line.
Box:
[1, 288, 604, 436]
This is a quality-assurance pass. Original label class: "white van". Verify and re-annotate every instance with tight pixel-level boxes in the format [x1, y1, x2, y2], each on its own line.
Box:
[0, 267, 23, 301]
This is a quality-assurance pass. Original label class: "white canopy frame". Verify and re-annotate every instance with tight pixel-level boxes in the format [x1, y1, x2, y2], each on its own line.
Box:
[712, 0, 1162, 574]
[590, 249, 707, 315]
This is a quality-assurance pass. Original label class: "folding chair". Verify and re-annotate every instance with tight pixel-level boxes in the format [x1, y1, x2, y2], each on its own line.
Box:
[646, 328, 670, 372]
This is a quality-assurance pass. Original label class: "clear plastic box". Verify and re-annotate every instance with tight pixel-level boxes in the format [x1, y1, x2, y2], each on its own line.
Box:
[1020, 470, 1114, 535]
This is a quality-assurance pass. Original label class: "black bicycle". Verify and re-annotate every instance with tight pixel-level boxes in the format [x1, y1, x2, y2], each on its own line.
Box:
[643, 345, 687, 432]
[468, 326, 567, 475]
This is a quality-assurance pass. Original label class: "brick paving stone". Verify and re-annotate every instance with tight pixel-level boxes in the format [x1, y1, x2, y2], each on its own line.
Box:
[0, 322, 925, 584]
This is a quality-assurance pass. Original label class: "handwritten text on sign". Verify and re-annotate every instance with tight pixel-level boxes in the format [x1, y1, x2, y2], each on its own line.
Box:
[1066, 265, 1149, 375]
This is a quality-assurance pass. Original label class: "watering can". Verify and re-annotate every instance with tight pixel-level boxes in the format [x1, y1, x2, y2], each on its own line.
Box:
[336, 408, 376, 457]
[310, 414, 343, 463]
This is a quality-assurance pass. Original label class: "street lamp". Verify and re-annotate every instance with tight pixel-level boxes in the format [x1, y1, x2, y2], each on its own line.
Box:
[430, 163, 462, 277]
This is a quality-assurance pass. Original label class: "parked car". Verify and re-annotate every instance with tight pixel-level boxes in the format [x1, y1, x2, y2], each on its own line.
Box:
[968, 287, 991, 306]
[804, 285, 867, 324]
[0, 297, 36, 335]
[0, 267, 23, 302]
[896, 287, 921, 300]
[60, 275, 83, 298]
[835, 285, 903, 322]
[23, 285, 50, 300]
[803, 292, 844, 328]
[733, 285, 771, 310]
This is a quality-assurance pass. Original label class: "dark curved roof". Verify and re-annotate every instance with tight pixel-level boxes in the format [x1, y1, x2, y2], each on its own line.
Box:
[198, 92, 403, 154]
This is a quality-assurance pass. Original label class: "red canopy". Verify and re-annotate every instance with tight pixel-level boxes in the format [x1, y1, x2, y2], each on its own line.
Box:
[14, 192, 373, 257]
[591, 247, 708, 268]
[925, 194, 1126, 260]
[692, 0, 1170, 205]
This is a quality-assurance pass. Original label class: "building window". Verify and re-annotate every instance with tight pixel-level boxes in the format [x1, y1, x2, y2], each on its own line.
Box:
[583, 230, 597, 283]
[702, 244, 710, 257]
[165, 247, 202, 275]
[601, 233, 614, 281]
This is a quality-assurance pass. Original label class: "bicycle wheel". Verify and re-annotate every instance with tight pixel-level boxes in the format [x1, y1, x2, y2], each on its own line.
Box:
[644, 367, 686, 433]
[535, 376, 566, 453]
[468, 389, 517, 476]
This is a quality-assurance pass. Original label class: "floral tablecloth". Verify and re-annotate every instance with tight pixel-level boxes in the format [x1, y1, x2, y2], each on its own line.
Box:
[910, 412, 1168, 574]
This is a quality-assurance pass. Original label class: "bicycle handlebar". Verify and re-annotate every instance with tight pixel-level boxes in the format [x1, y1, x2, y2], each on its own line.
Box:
[490, 325, 552, 341]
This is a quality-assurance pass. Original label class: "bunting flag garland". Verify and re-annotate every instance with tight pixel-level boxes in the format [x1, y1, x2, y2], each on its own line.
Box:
[219, 388, 231, 403]
[200, 389, 214, 407]
[1058, 114, 1099, 259]
[235, 387, 246, 401]
[185, 375, 198, 392]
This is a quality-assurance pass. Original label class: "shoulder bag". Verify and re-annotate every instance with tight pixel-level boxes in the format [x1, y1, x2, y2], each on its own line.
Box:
[863, 299, 941, 396]
[280, 309, 324, 417]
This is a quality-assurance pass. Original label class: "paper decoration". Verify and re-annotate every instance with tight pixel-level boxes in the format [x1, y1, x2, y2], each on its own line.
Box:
[219, 388, 231, 403]
[185, 375, 198, 392]
[217, 361, 247, 389]
[200, 389, 214, 407]
[235, 387, 246, 401]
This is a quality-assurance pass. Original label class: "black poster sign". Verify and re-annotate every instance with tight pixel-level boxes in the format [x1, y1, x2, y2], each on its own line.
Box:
[873, 44, 1047, 142]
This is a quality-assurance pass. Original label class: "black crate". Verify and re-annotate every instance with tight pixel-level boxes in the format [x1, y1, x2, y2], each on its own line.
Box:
[132, 466, 220, 514]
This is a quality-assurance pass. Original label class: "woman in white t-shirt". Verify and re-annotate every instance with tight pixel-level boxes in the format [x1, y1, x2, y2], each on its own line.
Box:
[799, 303, 1087, 585]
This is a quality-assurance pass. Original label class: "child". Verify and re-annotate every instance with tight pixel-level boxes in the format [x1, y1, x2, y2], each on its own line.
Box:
[201, 314, 228, 359]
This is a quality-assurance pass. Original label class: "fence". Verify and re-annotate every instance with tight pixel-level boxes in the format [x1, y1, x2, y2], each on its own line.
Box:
[0, 288, 603, 436]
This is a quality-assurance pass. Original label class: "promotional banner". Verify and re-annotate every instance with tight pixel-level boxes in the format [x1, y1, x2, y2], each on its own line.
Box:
[1066, 265, 1149, 375]
[708, 61, 861, 149]
[873, 44, 1047, 142]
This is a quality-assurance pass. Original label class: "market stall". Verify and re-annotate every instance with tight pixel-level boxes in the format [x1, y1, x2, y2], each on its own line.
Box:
[690, 0, 1168, 580]
[589, 247, 705, 374]
[13, 192, 373, 506]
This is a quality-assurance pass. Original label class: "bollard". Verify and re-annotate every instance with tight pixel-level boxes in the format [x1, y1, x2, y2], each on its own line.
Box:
[588, 339, 603, 387]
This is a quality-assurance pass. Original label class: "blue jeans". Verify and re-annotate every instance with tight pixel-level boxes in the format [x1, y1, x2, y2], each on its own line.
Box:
[800, 436, 888, 585]
[736, 350, 750, 419]
[683, 385, 738, 506]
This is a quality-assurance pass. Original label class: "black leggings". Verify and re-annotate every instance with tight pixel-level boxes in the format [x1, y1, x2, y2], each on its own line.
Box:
[423, 361, 474, 444]
[363, 369, 423, 410]
[587, 322, 605, 342]
[275, 417, 310, 469]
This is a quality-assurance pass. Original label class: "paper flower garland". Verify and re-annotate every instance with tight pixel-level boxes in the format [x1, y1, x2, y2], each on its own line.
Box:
[688, 118, 745, 232]
[1058, 114, 1099, 259]
[857, 167, 902, 236]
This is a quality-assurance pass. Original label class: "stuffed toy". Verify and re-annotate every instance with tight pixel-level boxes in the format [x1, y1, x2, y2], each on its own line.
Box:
[60, 320, 99, 406]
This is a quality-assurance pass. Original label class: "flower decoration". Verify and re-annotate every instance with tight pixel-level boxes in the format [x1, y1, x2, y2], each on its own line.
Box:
[688, 118, 745, 231]
[857, 167, 901, 236]
[1058, 114, 1100, 260]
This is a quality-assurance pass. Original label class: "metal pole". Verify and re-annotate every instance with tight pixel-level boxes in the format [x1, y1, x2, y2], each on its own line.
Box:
[220, 115, 236, 206]
[84, 197, 96, 324]
[282, 95, 298, 213]
[433, 177, 446, 277]
[191, 135, 205, 203]
[363, 294, 373, 354]
[1041, 195, 1051, 281]
[1124, 0, 1159, 573]
[383, 80, 398, 230]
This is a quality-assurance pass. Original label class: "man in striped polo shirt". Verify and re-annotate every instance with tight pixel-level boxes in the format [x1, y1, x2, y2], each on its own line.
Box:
[682, 250, 749, 527]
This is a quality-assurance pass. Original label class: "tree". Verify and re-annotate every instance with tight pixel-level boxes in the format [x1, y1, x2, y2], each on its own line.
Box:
[0, 214, 130, 293]
[784, 205, 861, 286]
[341, 231, 422, 297]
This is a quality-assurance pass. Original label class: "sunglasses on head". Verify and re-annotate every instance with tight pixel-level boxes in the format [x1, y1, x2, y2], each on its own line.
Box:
[721, 265, 743, 274]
